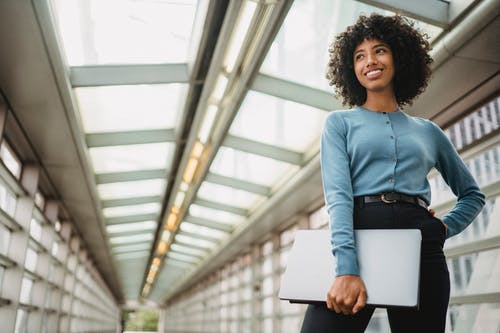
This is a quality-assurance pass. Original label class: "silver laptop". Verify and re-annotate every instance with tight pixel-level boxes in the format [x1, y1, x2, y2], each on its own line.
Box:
[279, 229, 421, 307]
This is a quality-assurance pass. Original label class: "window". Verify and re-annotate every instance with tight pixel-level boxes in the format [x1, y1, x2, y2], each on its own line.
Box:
[30, 218, 42, 241]
[0, 141, 22, 179]
[0, 180, 16, 216]
[0, 223, 10, 255]
[19, 277, 33, 304]
[14, 309, 28, 333]
[25, 247, 38, 272]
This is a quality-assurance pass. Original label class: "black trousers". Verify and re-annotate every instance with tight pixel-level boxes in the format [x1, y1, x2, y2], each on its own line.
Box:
[300, 201, 450, 333]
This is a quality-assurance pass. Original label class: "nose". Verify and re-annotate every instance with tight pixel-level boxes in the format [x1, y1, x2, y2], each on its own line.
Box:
[366, 53, 378, 66]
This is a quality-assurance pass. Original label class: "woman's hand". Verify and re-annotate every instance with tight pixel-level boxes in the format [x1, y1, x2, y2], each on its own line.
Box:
[429, 208, 448, 232]
[326, 275, 367, 315]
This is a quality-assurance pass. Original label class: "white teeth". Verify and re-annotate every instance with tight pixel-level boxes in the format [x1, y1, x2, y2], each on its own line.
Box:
[366, 69, 382, 77]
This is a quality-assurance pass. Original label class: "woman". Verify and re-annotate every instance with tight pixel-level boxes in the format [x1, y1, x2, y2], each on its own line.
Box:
[300, 14, 485, 332]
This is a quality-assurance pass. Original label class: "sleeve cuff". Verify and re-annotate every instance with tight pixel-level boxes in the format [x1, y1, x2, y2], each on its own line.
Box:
[334, 248, 359, 276]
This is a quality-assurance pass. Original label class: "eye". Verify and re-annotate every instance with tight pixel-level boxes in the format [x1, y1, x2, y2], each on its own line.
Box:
[376, 48, 386, 54]
[355, 54, 364, 61]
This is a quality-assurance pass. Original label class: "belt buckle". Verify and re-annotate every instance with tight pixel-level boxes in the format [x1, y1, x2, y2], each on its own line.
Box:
[381, 192, 397, 204]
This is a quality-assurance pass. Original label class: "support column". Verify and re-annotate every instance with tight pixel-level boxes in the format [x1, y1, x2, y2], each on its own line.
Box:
[250, 244, 260, 333]
[43, 200, 60, 333]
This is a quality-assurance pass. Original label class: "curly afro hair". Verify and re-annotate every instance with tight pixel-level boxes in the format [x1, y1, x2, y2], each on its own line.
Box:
[326, 13, 433, 107]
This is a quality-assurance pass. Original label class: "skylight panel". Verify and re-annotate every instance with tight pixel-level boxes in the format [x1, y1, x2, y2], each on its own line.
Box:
[97, 179, 166, 200]
[230, 90, 327, 152]
[88, 142, 172, 173]
[75, 84, 185, 133]
[210, 147, 296, 187]
[52, 0, 199, 66]
[197, 182, 263, 210]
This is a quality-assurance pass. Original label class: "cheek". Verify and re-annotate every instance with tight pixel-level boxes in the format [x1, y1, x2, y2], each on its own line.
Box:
[353, 65, 364, 83]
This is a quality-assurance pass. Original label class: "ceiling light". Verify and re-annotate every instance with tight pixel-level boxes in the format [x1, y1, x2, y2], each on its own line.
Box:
[157, 241, 168, 255]
[191, 140, 204, 158]
[166, 212, 178, 230]
[183, 157, 199, 184]
[223, 0, 258, 73]
[180, 181, 189, 192]
[174, 191, 186, 208]
[198, 105, 218, 144]
[152, 257, 161, 266]
[161, 229, 171, 242]
[211, 75, 228, 102]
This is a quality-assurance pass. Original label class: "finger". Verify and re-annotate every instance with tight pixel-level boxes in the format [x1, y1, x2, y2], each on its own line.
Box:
[428, 208, 435, 216]
[352, 290, 367, 314]
[326, 297, 333, 311]
[332, 302, 342, 314]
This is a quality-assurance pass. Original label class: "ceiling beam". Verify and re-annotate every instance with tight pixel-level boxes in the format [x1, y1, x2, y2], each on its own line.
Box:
[223, 134, 303, 165]
[70, 63, 190, 87]
[101, 195, 162, 208]
[95, 169, 166, 184]
[86, 129, 175, 147]
[183, 215, 234, 233]
[105, 213, 158, 225]
[205, 172, 271, 196]
[356, 0, 449, 27]
[176, 230, 221, 243]
[193, 197, 248, 216]
[251, 73, 340, 111]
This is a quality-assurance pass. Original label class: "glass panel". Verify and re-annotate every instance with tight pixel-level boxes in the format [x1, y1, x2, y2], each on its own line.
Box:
[168, 251, 199, 263]
[25, 247, 38, 272]
[14, 309, 28, 333]
[0, 180, 17, 216]
[51, 242, 59, 257]
[189, 204, 244, 225]
[0, 265, 4, 289]
[174, 234, 215, 248]
[34, 191, 45, 210]
[102, 202, 161, 218]
[310, 205, 328, 230]
[179, 222, 227, 240]
[19, 277, 33, 304]
[112, 243, 151, 254]
[75, 84, 186, 132]
[170, 243, 207, 257]
[0, 141, 22, 178]
[114, 251, 150, 261]
[0, 223, 10, 255]
[448, 303, 500, 333]
[260, 0, 442, 90]
[109, 233, 153, 245]
[30, 218, 42, 241]
[197, 182, 263, 209]
[97, 179, 166, 200]
[211, 147, 295, 187]
[231, 91, 327, 151]
[52, 0, 199, 66]
[448, 249, 500, 297]
[89, 142, 172, 173]
[107, 221, 156, 234]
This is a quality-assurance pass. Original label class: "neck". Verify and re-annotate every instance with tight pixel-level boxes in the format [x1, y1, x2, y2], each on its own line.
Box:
[363, 89, 398, 113]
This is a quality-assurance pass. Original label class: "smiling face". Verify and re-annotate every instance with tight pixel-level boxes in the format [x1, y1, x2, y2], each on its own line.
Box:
[353, 38, 395, 96]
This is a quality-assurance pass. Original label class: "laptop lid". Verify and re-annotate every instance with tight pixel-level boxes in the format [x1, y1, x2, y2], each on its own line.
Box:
[278, 229, 421, 308]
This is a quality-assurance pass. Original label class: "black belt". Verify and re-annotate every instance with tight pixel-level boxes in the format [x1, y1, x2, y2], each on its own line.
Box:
[354, 192, 428, 209]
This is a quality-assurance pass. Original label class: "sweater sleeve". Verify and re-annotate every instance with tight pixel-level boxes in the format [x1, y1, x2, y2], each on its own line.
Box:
[320, 112, 358, 276]
[431, 122, 486, 238]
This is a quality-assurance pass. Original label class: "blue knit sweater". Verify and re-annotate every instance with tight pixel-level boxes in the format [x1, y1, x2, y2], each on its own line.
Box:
[320, 106, 485, 276]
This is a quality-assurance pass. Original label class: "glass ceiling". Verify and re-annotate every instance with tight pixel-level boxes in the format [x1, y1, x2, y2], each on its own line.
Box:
[50, 0, 453, 303]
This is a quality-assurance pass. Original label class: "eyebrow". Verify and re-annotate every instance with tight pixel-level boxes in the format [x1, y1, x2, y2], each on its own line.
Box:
[354, 43, 390, 55]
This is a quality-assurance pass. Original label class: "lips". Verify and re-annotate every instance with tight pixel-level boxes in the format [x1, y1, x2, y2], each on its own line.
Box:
[365, 69, 383, 78]
[365, 68, 382, 80]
